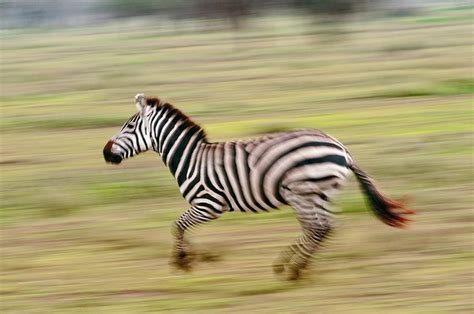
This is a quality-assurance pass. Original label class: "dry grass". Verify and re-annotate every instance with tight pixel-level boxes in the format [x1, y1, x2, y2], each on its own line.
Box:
[1, 7, 473, 313]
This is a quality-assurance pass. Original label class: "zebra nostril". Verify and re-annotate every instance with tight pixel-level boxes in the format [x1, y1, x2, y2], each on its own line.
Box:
[104, 140, 114, 152]
[103, 141, 113, 158]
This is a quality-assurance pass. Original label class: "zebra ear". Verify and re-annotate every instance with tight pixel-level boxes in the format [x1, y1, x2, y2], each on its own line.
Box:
[135, 93, 146, 112]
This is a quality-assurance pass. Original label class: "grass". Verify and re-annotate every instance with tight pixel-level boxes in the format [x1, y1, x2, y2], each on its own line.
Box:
[368, 79, 474, 98]
[1, 7, 473, 313]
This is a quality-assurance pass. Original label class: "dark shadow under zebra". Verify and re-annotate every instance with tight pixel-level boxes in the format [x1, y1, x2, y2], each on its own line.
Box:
[103, 94, 414, 280]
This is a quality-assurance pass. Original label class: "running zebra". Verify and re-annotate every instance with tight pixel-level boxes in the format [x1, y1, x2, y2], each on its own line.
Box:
[103, 94, 414, 280]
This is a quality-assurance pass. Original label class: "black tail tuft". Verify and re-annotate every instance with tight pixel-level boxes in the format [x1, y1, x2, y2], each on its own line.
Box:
[349, 163, 414, 228]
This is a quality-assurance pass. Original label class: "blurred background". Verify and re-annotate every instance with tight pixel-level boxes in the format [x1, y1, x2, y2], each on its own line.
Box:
[1, 0, 473, 312]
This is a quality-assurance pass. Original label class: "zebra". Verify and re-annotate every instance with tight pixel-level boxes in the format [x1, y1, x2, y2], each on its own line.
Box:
[103, 94, 414, 280]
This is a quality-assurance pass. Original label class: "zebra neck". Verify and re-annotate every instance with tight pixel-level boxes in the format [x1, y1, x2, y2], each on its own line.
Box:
[151, 106, 207, 183]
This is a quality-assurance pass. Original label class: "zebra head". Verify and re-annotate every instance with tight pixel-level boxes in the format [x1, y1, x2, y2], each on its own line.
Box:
[103, 94, 153, 164]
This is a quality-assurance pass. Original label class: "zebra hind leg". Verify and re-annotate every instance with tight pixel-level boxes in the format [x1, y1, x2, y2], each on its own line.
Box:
[272, 243, 298, 275]
[274, 185, 334, 280]
[286, 224, 332, 280]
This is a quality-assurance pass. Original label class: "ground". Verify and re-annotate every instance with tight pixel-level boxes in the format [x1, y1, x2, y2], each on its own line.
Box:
[1, 5, 473, 313]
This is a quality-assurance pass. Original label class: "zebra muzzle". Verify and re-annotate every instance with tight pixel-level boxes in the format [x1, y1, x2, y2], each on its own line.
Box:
[103, 140, 123, 165]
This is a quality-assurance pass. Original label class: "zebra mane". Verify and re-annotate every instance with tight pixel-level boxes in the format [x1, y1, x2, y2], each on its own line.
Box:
[146, 97, 207, 141]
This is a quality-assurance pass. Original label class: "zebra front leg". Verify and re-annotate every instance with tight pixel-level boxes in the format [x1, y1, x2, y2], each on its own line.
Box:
[171, 223, 194, 272]
[171, 205, 222, 271]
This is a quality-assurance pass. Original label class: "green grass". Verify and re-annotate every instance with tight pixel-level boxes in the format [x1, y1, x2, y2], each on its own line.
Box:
[369, 79, 474, 98]
[1, 7, 473, 313]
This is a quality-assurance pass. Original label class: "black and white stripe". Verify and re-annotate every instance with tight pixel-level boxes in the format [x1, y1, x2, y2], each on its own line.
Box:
[103, 94, 413, 279]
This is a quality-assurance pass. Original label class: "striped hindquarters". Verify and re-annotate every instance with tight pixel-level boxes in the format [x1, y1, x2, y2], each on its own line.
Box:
[199, 129, 352, 212]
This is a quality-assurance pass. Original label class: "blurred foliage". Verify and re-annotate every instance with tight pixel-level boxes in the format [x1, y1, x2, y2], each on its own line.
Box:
[1, 3, 473, 313]
[98, 0, 178, 18]
[292, 0, 362, 15]
[3, 0, 383, 29]
[98, 0, 375, 30]
[98, 0, 366, 18]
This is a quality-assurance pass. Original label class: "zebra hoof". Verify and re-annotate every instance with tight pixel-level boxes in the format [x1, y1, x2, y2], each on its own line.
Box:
[272, 262, 285, 274]
[171, 251, 195, 272]
[287, 266, 301, 281]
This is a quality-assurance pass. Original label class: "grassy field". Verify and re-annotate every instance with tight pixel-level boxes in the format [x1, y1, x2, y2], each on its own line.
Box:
[1, 6, 473, 313]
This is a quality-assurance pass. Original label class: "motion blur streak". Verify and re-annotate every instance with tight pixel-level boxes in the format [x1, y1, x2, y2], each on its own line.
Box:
[1, 0, 472, 313]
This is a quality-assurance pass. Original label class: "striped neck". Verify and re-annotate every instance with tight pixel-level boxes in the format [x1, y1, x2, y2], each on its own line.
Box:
[150, 102, 207, 183]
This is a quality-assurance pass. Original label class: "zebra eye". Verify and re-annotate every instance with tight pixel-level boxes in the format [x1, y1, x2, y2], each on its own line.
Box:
[126, 122, 135, 129]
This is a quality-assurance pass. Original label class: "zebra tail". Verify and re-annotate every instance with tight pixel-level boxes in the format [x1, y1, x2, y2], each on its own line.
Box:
[348, 162, 415, 228]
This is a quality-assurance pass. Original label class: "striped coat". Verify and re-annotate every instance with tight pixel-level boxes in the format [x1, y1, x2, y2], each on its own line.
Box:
[103, 94, 413, 279]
